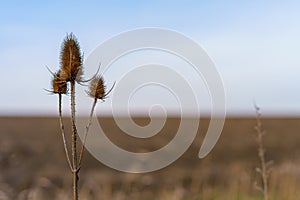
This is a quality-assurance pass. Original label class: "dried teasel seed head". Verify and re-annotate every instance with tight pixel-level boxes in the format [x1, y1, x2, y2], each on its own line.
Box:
[60, 33, 83, 82]
[57, 68, 69, 81]
[52, 70, 68, 94]
[88, 76, 106, 99]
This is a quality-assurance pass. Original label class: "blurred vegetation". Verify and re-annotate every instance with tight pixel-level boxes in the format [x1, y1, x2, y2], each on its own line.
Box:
[0, 117, 300, 199]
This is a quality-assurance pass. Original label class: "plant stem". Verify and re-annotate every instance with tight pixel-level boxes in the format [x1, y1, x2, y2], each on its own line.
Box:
[254, 105, 271, 200]
[58, 93, 73, 171]
[78, 98, 98, 167]
[70, 80, 79, 200]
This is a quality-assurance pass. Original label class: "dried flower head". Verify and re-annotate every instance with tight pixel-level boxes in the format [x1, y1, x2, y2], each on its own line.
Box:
[88, 76, 106, 99]
[60, 33, 83, 82]
[52, 70, 68, 94]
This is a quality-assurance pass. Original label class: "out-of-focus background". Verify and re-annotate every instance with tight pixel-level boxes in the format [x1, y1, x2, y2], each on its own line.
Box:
[1, 1, 300, 199]
[1, 117, 300, 199]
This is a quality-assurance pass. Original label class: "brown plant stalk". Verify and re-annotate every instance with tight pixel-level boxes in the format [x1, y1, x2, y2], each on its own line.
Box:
[58, 93, 73, 171]
[78, 98, 97, 166]
[51, 70, 73, 172]
[78, 76, 115, 166]
[254, 105, 273, 200]
[70, 79, 79, 200]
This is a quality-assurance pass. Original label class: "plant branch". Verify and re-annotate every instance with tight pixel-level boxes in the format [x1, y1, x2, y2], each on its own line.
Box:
[78, 98, 98, 167]
[58, 93, 73, 171]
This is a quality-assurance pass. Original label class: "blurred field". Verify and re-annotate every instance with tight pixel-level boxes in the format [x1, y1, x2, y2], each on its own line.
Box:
[0, 116, 300, 200]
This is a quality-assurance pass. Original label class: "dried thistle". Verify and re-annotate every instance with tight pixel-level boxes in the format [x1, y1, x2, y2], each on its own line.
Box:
[88, 76, 106, 100]
[60, 33, 83, 82]
[48, 33, 115, 200]
[52, 70, 67, 94]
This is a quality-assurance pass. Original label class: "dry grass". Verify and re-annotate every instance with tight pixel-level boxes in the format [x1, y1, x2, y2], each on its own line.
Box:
[0, 116, 300, 199]
[253, 106, 273, 200]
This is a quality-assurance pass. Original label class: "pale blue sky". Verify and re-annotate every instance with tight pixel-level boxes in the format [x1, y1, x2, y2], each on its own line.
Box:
[1, 1, 300, 116]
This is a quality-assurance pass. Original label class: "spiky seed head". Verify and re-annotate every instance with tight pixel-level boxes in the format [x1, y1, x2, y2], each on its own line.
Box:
[88, 76, 106, 99]
[57, 68, 69, 81]
[60, 33, 83, 82]
[52, 70, 68, 94]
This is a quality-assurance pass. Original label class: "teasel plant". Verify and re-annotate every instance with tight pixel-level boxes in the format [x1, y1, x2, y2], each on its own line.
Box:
[47, 33, 114, 200]
[253, 104, 273, 200]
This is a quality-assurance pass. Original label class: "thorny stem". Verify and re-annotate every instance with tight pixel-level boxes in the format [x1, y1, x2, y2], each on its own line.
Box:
[67, 44, 79, 200]
[58, 93, 73, 171]
[71, 80, 79, 200]
[254, 105, 272, 200]
[78, 98, 98, 167]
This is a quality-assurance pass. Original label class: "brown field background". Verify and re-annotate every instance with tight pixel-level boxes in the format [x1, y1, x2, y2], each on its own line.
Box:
[0, 116, 300, 199]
